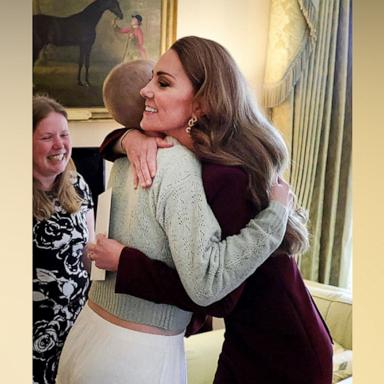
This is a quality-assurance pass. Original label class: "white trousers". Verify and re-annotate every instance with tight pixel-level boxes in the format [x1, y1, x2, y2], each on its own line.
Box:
[56, 303, 187, 384]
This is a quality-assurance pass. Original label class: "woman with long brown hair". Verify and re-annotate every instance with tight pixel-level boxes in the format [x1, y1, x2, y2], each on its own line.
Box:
[91, 36, 333, 383]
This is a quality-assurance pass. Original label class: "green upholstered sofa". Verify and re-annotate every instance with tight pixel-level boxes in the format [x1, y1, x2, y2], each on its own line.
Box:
[185, 280, 352, 384]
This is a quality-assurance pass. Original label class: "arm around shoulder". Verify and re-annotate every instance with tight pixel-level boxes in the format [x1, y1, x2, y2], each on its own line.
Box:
[99, 128, 129, 162]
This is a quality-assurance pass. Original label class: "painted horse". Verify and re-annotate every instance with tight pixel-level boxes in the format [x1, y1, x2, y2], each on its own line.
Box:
[33, 0, 123, 86]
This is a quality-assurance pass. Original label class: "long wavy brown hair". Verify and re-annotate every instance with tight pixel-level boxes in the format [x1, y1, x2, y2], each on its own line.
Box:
[171, 36, 309, 254]
[33, 95, 82, 221]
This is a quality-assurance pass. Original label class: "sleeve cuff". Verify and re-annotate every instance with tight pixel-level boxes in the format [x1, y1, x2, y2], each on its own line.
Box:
[115, 247, 140, 293]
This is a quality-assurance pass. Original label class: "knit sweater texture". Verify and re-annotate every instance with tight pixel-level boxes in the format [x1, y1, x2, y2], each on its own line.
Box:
[89, 138, 288, 332]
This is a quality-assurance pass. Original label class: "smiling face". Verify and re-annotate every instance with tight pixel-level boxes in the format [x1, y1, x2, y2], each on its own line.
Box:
[139, 49, 197, 144]
[33, 112, 71, 190]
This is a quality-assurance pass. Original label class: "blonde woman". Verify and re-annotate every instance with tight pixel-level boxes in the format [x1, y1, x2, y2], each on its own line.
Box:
[33, 95, 95, 383]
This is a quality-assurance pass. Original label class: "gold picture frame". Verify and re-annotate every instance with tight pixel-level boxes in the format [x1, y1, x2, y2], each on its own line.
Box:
[32, 0, 178, 120]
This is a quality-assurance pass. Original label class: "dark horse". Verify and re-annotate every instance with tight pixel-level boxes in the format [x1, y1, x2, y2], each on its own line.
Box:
[33, 0, 123, 86]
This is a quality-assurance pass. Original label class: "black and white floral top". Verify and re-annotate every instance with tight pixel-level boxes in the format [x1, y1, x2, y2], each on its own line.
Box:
[33, 173, 93, 384]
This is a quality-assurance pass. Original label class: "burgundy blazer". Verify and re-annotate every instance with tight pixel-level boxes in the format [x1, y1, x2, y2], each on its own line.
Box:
[100, 129, 333, 384]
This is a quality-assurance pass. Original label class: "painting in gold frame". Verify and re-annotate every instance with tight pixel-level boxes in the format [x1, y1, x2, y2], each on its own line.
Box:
[32, 0, 177, 119]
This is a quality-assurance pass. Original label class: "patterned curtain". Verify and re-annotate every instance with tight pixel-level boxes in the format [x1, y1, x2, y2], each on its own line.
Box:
[263, 0, 352, 287]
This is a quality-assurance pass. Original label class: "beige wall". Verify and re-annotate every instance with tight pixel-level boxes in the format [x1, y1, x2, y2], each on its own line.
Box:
[177, 0, 271, 100]
[70, 0, 271, 173]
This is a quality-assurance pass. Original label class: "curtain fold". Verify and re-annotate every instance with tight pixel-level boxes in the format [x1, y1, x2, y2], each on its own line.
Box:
[263, 0, 319, 108]
[263, 0, 352, 287]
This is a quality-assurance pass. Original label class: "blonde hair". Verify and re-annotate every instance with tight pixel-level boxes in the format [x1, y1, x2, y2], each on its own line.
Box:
[33, 95, 82, 221]
[171, 36, 309, 254]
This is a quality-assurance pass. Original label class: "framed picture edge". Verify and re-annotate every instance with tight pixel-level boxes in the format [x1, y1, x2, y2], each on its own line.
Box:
[66, 0, 178, 121]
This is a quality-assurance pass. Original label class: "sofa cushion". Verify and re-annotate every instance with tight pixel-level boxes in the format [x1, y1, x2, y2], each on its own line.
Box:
[305, 280, 352, 350]
[185, 329, 224, 384]
[332, 342, 352, 383]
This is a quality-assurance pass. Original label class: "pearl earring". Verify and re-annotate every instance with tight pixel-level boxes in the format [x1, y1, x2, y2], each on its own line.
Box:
[186, 117, 197, 134]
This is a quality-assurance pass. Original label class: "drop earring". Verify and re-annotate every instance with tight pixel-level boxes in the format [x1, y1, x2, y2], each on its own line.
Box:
[186, 117, 197, 134]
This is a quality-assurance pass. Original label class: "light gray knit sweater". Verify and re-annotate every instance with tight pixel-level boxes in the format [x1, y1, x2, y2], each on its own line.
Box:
[89, 138, 288, 332]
